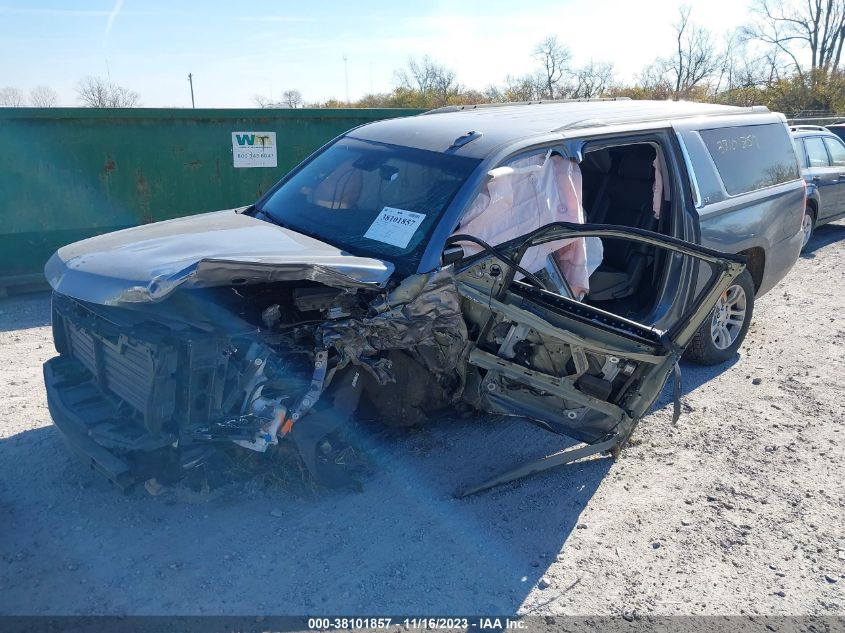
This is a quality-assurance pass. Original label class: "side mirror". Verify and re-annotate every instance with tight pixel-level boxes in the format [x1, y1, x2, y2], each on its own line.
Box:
[441, 245, 465, 266]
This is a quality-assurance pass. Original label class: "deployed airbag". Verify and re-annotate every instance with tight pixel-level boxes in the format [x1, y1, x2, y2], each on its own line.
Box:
[452, 154, 600, 297]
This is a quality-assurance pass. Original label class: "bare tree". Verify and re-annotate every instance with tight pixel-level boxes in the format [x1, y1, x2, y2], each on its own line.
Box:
[533, 35, 571, 99]
[760, 47, 793, 83]
[30, 85, 58, 107]
[482, 84, 507, 103]
[254, 90, 304, 109]
[395, 56, 460, 105]
[0, 87, 24, 107]
[665, 6, 723, 99]
[570, 61, 616, 98]
[744, 0, 845, 80]
[282, 89, 303, 108]
[432, 72, 462, 104]
[634, 61, 677, 99]
[75, 76, 140, 108]
[396, 57, 457, 96]
[713, 30, 772, 94]
[254, 94, 274, 108]
[503, 73, 545, 101]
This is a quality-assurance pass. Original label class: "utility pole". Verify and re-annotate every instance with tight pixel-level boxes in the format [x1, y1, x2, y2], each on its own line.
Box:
[187, 73, 195, 108]
[343, 54, 349, 105]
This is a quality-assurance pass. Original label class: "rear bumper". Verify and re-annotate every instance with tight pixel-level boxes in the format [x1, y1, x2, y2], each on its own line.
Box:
[44, 357, 136, 492]
[757, 228, 803, 297]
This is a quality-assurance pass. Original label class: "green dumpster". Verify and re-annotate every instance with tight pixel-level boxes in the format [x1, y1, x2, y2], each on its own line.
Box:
[0, 107, 422, 292]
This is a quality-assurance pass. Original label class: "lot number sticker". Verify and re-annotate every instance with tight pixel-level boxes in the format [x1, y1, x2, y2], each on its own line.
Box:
[364, 207, 426, 248]
[232, 131, 277, 168]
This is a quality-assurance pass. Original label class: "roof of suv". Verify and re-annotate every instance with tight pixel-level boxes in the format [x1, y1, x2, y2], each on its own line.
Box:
[352, 99, 772, 158]
[789, 125, 839, 139]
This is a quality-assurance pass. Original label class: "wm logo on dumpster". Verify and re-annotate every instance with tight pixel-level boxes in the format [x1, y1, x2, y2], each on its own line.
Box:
[231, 131, 277, 168]
[234, 133, 274, 147]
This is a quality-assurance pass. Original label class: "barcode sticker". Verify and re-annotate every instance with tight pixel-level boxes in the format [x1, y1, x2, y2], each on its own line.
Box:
[363, 207, 425, 248]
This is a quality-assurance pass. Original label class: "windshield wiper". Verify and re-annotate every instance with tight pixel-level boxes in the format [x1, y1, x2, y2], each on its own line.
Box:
[257, 209, 344, 247]
[255, 207, 287, 228]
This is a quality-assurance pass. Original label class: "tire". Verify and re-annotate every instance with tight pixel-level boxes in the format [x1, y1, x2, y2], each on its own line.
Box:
[800, 206, 816, 252]
[684, 269, 755, 366]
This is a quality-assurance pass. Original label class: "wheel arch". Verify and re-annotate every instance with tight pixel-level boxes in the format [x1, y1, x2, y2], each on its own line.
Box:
[738, 246, 765, 295]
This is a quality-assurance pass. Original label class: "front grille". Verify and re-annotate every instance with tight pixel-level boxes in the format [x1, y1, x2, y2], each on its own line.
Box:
[53, 294, 179, 434]
[51, 292, 235, 438]
[65, 318, 178, 422]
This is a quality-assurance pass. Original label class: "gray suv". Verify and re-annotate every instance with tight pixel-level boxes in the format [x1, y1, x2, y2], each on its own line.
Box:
[43, 99, 804, 494]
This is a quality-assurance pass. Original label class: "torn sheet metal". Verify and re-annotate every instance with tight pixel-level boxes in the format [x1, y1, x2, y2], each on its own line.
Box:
[44, 209, 393, 305]
[317, 267, 468, 389]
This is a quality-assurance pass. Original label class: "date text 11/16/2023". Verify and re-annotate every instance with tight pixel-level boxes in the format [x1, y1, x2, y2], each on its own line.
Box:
[306, 617, 527, 630]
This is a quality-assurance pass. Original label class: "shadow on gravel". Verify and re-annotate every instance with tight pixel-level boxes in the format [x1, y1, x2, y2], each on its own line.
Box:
[0, 410, 609, 615]
[679, 356, 739, 396]
[649, 357, 739, 417]
[0, 291, 51, 332]
[801, 221, 845, 258]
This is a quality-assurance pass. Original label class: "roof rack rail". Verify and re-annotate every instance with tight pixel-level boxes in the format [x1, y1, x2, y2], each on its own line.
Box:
[550, 104, 771, 132]
[790, 124, 827, 131]
[421, 97, 632, 115]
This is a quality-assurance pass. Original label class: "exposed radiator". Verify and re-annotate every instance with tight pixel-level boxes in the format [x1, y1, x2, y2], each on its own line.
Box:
[65, 318, 178, 430]
[51, 292, 236, 438]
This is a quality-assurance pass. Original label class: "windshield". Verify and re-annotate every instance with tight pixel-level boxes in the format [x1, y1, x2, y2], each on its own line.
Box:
[257, 136, 481, 273]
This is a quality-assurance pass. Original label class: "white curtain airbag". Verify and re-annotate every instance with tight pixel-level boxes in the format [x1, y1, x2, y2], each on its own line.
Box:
[453, 154, 598, 298]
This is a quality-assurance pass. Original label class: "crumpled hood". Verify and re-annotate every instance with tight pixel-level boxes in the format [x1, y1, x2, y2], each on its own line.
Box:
[45, 208, 394, 305]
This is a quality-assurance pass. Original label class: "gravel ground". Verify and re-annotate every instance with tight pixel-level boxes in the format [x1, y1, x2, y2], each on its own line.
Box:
[0, 223, 843, 617]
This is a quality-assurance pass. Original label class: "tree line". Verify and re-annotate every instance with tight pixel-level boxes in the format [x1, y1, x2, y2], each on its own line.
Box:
[0, 85, 60, 107]
[285, 1, 845, 117]
[4, 1, 844, 116]
[0, 76, 140, 108]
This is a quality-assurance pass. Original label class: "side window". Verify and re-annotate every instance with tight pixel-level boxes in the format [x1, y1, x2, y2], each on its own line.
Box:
[699, 123, 801, 195]
[823, 136, 845, 166]
[805, 137, 831, 167]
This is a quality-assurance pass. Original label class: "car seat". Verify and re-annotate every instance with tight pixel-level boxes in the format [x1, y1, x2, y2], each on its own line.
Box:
[587, 145, 659, 301]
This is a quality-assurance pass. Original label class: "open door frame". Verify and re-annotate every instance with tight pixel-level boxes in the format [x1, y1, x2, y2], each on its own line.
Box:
[450, 222, 745, 496]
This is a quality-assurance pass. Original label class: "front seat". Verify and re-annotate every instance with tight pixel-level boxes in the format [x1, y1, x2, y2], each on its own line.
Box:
[587, 145, 659, 302]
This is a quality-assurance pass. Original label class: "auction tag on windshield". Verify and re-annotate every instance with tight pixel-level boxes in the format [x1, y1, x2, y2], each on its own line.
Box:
[363, 207, 426, 248]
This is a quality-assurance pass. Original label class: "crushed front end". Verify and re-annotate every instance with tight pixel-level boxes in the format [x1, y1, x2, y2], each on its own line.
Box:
[44, 264, 468, 492]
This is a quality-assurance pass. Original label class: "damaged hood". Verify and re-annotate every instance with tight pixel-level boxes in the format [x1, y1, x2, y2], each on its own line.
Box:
[45, 209, 394, 305]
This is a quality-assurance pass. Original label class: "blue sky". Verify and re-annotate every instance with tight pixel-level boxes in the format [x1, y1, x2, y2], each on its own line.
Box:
[0, 0, 756, 107]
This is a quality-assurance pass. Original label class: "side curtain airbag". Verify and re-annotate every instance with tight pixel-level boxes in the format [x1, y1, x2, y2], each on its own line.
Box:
[453, 154, 601, 297]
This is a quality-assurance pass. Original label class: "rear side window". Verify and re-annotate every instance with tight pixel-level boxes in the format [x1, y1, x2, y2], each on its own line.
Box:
[805, 137, 830, 167]
[823, 136, 845, 166]
[699, 123, 801, 195]
[827, 126, 845, 142]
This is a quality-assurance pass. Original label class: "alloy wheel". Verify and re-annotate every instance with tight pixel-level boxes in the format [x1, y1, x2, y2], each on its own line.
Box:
[801, 212, 814, 247]
[710, 283, 747, 350]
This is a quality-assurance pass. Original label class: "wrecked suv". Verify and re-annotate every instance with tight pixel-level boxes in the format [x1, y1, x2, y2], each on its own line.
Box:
[43, 99, 805, 494]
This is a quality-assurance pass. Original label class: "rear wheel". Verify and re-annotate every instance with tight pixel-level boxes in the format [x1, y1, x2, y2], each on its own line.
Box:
[685, 269, 755, 366]
[801, 206, 816, 252]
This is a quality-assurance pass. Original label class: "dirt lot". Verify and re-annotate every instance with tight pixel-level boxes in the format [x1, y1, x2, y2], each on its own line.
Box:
[0, 223, 843, 617]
